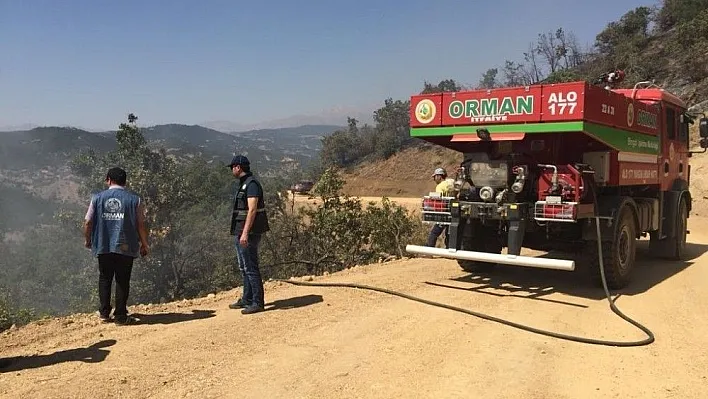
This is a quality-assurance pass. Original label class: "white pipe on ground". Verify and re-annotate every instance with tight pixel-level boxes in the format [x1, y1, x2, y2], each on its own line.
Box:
[405, 245, 575, 271]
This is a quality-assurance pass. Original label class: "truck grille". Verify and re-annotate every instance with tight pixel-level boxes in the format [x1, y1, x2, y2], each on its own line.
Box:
[421, 196, 454, 225]
[534, 201, 577, 222]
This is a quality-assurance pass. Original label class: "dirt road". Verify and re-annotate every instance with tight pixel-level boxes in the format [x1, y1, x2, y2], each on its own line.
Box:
[288, 193, 423, 214]
[2, 216, 708, 398]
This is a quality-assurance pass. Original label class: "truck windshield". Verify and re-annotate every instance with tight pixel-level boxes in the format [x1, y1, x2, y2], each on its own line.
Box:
[463, 152, 508, 187]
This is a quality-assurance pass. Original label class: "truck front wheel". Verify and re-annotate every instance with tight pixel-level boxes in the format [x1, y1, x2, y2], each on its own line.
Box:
[673, 197, 689, 260]
[457, 234, 503, 273]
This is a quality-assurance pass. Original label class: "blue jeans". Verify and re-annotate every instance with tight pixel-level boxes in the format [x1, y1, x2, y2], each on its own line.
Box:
[426, 224, 449, 247]
[235, 233, 264, 308]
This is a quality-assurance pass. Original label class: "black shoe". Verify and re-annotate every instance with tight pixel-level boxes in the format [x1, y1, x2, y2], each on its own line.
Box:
[229, 298, 249, 309]
[98, 312, 113, 323]
[241, 305, 264, 315]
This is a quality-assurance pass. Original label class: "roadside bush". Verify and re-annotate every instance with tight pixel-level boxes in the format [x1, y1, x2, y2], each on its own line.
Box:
[0, 291, 35, 332]
[364, 197, 421, 258]
[258, 167, 425, 278]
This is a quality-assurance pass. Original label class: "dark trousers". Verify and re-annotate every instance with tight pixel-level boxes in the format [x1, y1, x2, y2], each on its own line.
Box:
[235, 233, 264, 308]
[426, 224, 449, 247]
[98, 253, 134, 318]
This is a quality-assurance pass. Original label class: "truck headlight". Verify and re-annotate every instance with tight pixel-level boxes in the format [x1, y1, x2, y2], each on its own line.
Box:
[511, 180, 525, 193]
[479, 186, 495, 202]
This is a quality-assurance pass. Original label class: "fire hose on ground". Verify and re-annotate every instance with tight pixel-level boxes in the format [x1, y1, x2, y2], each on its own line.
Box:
[276, 216, 655, 347]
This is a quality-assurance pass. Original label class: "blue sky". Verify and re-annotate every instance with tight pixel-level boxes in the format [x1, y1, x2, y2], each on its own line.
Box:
[0, 0, 657, 131]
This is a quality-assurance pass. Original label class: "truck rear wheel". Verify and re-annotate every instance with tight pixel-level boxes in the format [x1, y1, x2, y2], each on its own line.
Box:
[583, 206, 637, 289]
[649, 196, 688, 260]
[457, 235, 502, 273]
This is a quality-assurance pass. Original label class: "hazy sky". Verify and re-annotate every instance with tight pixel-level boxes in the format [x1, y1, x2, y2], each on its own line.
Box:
[0, 0, 656, 131]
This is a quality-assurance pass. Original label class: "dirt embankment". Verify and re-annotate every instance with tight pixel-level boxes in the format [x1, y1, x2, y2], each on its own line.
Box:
[341, 144, 461, 198]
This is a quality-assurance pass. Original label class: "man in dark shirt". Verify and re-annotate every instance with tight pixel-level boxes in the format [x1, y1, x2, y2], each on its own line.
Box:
[227, 155, 270, 314]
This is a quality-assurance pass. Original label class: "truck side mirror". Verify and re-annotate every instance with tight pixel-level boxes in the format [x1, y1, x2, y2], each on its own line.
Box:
[681, 113, 695, 124]
[700, 117, 708, 138]
[701, 138, 708, 149]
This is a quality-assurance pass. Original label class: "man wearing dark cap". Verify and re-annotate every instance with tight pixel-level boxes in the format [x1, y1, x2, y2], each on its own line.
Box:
[227, 155, 270, 314]
[83, 167, 149, 325]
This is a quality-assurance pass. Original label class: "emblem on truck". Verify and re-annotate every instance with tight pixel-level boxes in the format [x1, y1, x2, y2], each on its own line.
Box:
[415, 99, 436, 124]
[627, 103, 635, 127]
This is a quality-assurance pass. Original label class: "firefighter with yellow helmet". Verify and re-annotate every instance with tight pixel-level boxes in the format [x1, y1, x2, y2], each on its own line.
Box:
[426, 167, 455, 247]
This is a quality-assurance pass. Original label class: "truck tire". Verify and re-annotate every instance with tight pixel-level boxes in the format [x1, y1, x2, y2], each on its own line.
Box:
[649, 196, 688, 260]
[583, 205, 637, 290]
[672, 197, 689, 260]
[457, 235, 503, 273]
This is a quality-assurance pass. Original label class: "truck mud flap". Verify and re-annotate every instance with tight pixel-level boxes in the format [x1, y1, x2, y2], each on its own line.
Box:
[405, 245, 575, 271]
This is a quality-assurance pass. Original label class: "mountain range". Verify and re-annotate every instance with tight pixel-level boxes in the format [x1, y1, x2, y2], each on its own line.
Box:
[202, 107, 374, 133]
[0, 123, 342, 231]
[0, 106, 375, 134]
[0, 123, 341, 170]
